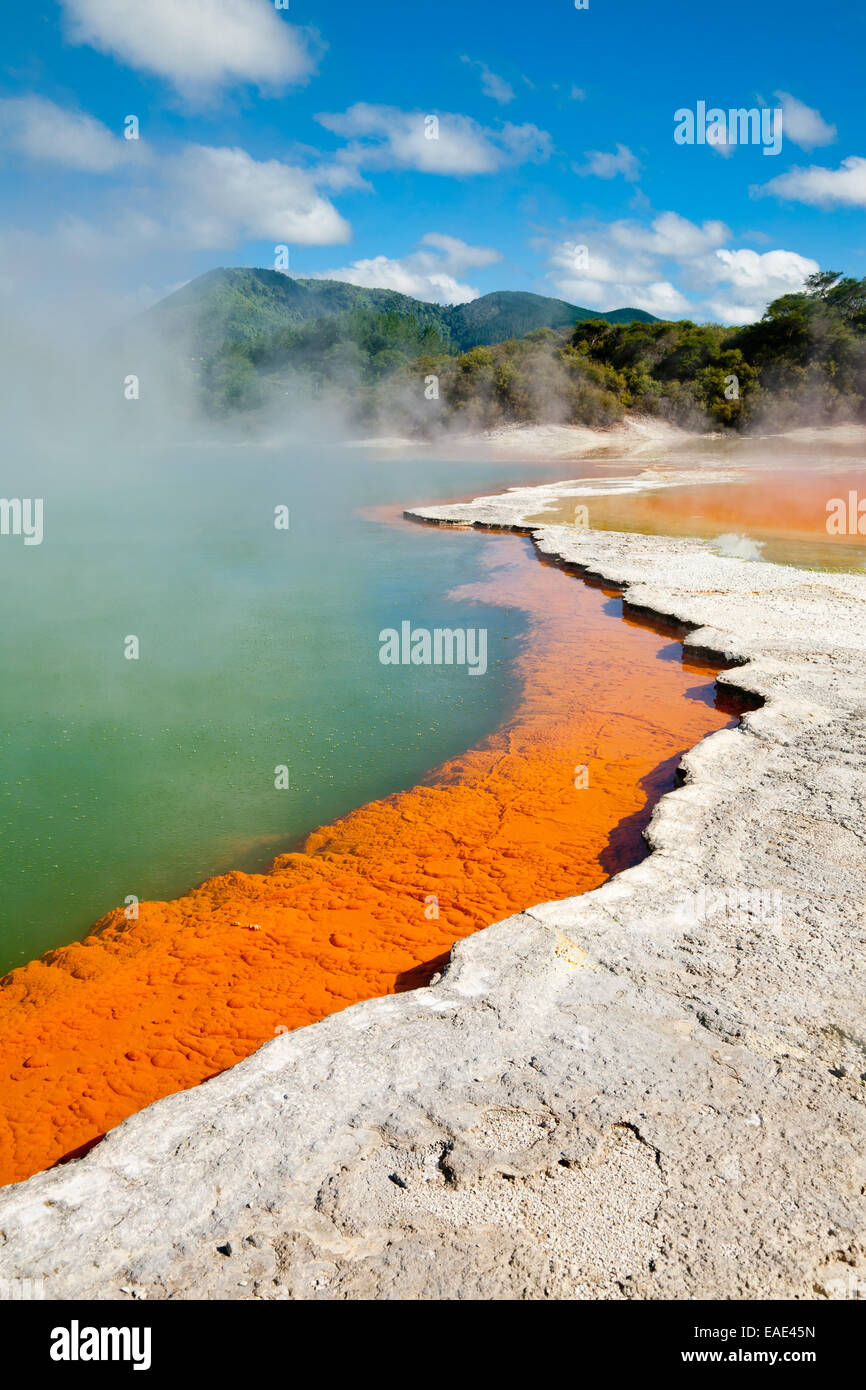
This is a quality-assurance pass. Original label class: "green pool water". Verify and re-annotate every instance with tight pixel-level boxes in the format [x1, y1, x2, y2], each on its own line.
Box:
[1, 437, 600, 974]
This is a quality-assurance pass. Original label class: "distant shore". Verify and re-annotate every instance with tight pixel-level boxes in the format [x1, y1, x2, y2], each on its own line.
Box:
[348, 415, 866, 461]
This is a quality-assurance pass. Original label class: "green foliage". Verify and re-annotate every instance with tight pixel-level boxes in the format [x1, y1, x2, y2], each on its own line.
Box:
[725, 271, 866, 424]
[431, 333, 624, 431]
[201, 344, 262, 414]
[567, 276, 866, 430]
[181, 266, 866, 432]
[443, 292, 656, 350]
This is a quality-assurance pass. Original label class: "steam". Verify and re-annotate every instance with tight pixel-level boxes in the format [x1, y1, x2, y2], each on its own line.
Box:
[712, 532, 765, 560]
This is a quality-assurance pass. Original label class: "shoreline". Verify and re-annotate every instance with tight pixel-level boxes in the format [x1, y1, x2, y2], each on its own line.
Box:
[0, 528, 729, 1189]
[0, 465, 863, 1298]
[348, 416, 866, 461]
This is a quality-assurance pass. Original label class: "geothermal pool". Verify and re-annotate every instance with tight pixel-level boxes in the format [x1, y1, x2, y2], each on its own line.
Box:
[10, 427, 851, 1186]
[0, 437, 744, 1185]
[0, 441, 644, 975]
[528, 433, 866, 570]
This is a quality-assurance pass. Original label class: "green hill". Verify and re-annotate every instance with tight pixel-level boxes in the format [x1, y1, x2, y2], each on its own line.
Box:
[145, 268, 451, 353]
[143, 268, 659, 354]
[444, 290, 656, 349]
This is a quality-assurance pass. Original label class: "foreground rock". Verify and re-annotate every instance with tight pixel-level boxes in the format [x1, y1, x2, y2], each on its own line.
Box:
[0, 495, 864, 1300]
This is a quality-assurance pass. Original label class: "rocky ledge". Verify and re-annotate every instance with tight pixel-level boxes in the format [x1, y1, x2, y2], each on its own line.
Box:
[0, 491, 864, 1301]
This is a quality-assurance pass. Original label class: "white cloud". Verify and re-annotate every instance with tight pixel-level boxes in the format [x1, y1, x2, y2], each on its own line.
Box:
[165, 145, 351, 246]
[312, 159, 373, 193]
[757, 154, 866, 208]
[500, 123, 554, 165]
[311, 257, 476, 304]
[0, 95, 130, 172]
[316, 103, 551, 176]
[545, 212, 817, 322]
[417, 233, 502, 272]
[61, 0, 315, 97]
[611, 212, 730, 258]
[551, 261, 691, 317]
[574, 143, 640, 181]
[0, 136, 353, 321]
[703, 248, 819, 322]
[461, 56, 515, 104]
[1, 142, 351, 268]
[311, 234, 503, 304]
[774, 92, 837, 150]
[547, 237, 691, 315]
[709, 135, 737, 160]
[711, 247, 815, 293]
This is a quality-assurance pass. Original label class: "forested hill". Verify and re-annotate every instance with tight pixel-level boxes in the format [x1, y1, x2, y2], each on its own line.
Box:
[446, 291, 656, 348]
[142, 267, 658, 355]
[139, 267, 866, 435]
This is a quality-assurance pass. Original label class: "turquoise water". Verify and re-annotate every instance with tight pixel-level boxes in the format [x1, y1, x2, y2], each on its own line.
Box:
[0, 439, 595, 974]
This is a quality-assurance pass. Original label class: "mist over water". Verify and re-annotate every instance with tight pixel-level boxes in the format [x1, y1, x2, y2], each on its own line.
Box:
[0, 311, 554, 973]
[2, 407, 567, 972]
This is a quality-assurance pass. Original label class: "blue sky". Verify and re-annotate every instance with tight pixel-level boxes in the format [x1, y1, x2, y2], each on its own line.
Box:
[1, 0, 864, 324]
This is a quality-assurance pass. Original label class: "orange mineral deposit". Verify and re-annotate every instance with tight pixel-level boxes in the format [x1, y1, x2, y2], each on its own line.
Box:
[0, 533, 738, 1186]
[534, 466, 866, 569]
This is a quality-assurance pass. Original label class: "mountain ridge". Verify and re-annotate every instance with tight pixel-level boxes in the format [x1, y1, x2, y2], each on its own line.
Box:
[143, 267, 660, 354]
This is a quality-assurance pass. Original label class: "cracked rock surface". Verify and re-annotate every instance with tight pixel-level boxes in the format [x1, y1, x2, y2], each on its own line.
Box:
[0, 496, 864, 1301]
